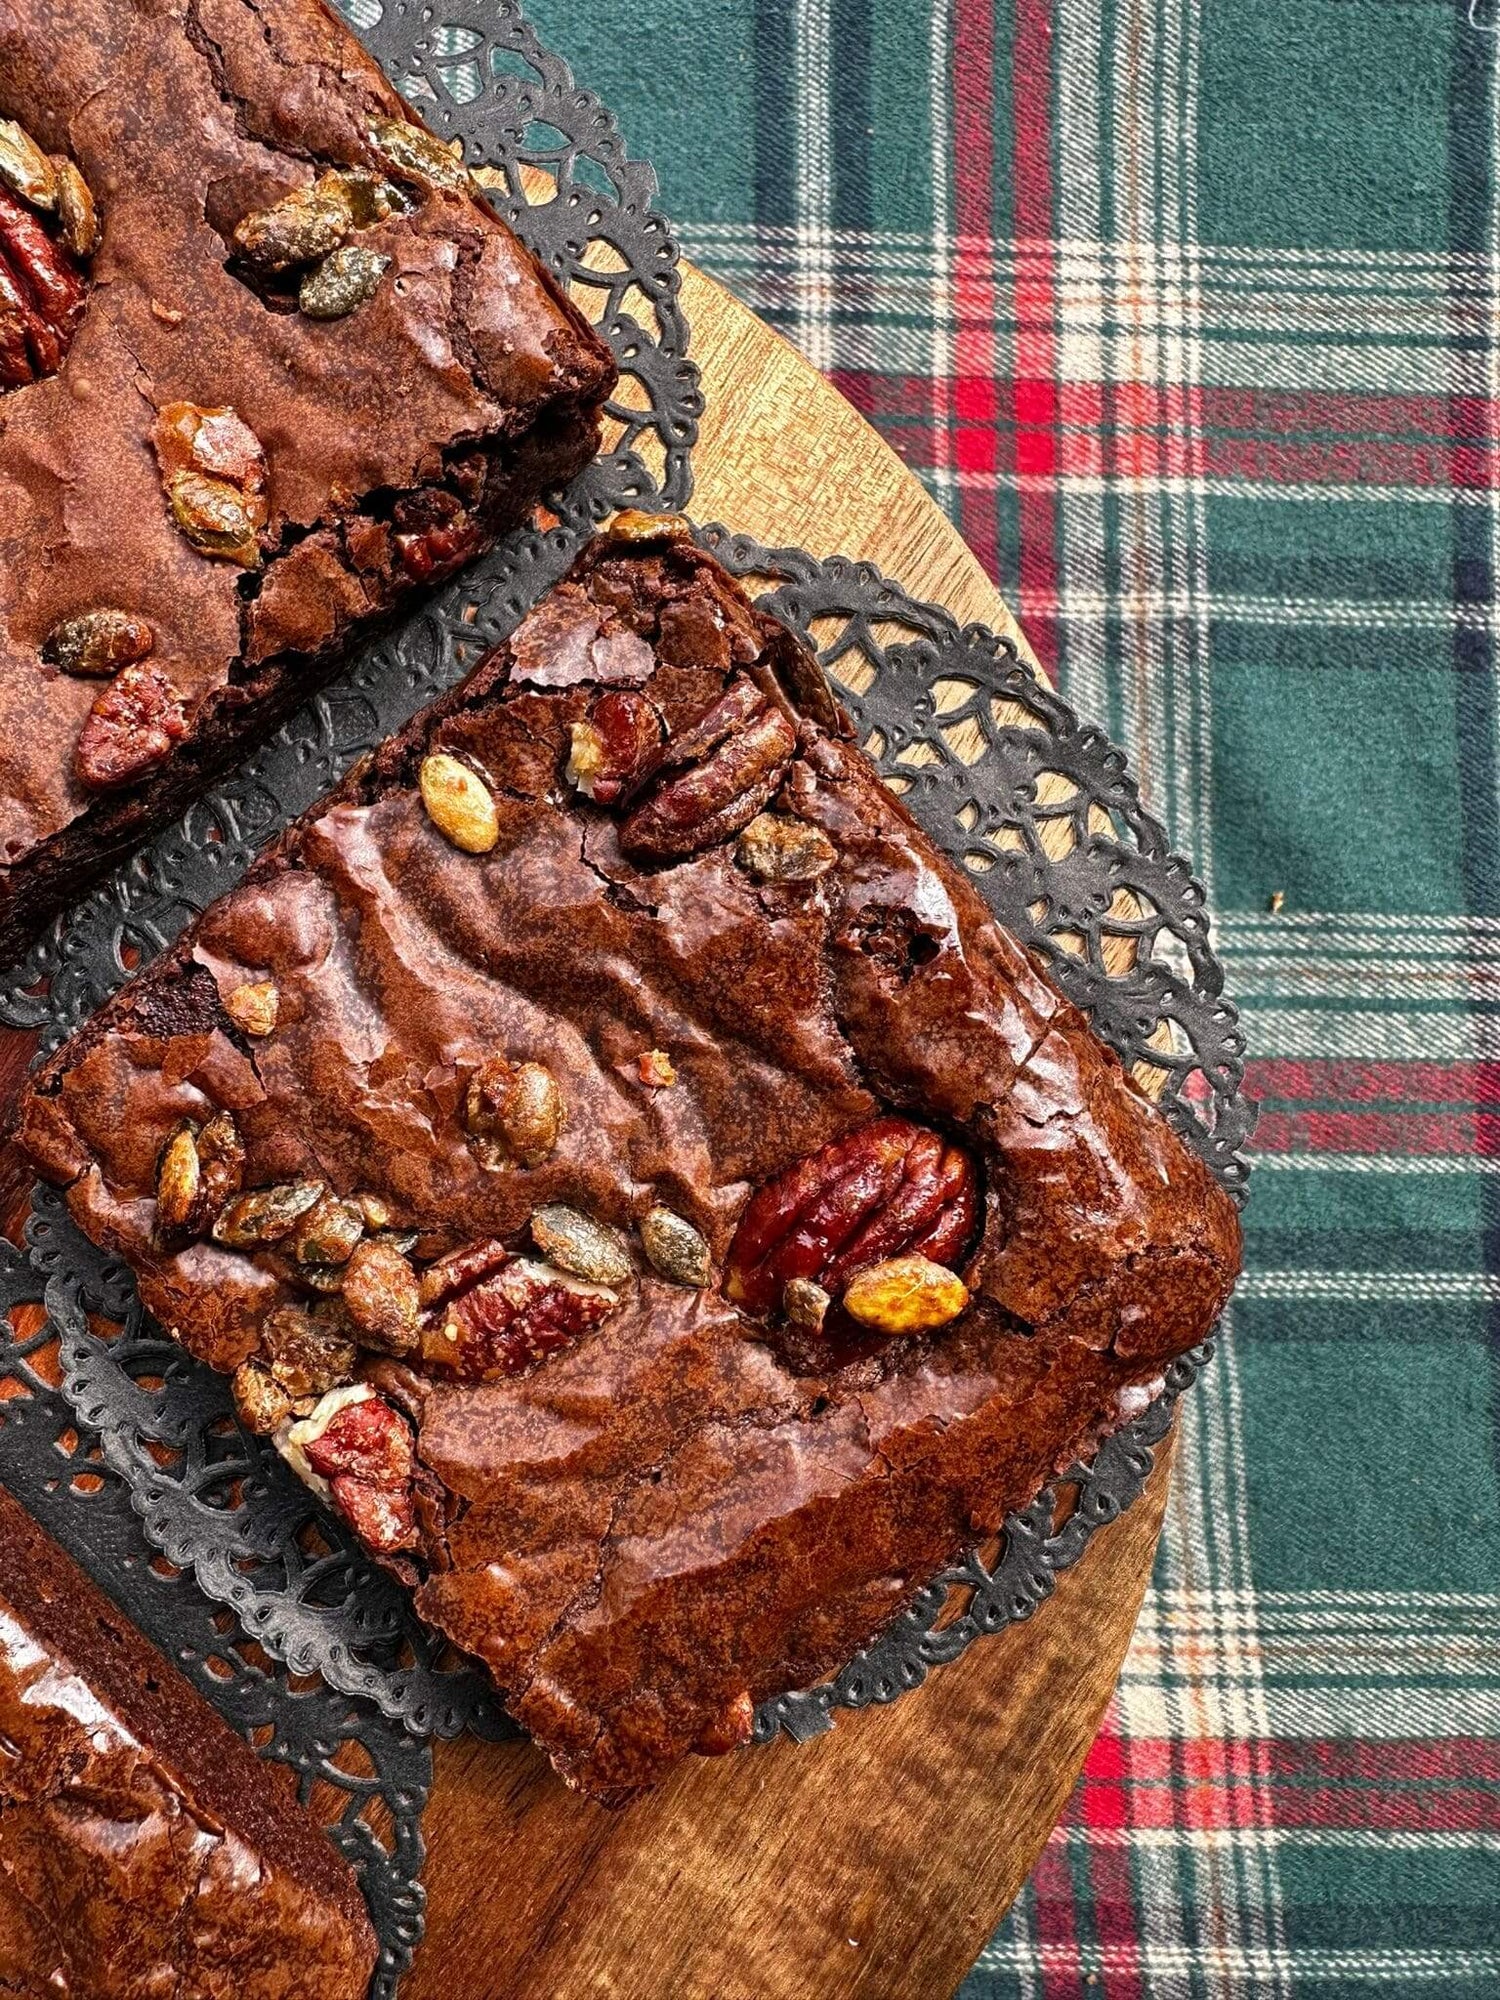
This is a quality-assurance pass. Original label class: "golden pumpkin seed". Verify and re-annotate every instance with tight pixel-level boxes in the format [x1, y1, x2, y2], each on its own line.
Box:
[232, 1360, 293, 1436]
[167, 470, 263, 568]
[736, 813, 838, 884]
[291, 1193, 365, 1268]
[530, 1204, 633, 1289]
[639, 1206, 711, 1288]
[195, 1111, 245, 1220]
[842, 1255, 970, 1335]
[261, 1303, 357, 1399]
[212, 1180, 325, 1248]
[232, 172, 354, 272]
[419, 752, 499, 853]
[155, 1122, 201, 1236]
[340, 1238, 421, 1352]
[606, 509, 692, 545]
[356, 1191, 393, 1231]
[41, 608, 153, 678]
[0, 120, 56, 210]
[367, 115, 472, 194]
[52, 158, 97, 255]
[299, 245, 390, 320]
[223, 979, 279, 1038]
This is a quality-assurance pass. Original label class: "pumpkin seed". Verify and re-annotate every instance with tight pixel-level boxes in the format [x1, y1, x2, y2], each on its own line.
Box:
[530, 1205, 633, 1289]
[212, 1180, 325, 1248]
[299, 245, 389, 320]
[639, 1206, 712, 1288]
[0, 120, 56, 210]
[41, 608, 153, 678]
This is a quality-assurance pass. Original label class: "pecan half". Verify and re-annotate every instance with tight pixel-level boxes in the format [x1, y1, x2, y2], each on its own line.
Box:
[566, 690, 662, 804]
[298, 1392, 418, 1556]
[725, 1116, 978, 1319]
[420, 1255, 616, 1382]
[618, 678, 798, 862]
[74, 663, 187, 790]
[0, 184, 87, 388]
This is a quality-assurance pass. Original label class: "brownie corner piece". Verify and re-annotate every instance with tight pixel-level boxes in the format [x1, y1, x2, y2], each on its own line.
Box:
[0, 0, 615, 962]
[17, 513, 1241, 1800]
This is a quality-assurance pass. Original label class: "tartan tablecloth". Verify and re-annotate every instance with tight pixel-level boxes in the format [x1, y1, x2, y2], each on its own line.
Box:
[529, 0, 1497, 1990]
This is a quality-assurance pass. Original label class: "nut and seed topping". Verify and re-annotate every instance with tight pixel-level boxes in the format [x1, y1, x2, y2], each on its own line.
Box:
[0, 122, 56, 210]
[618, 677, 798, 863]
[356, 1192, 394, 1232]
[0, 184, 88, 390]
[340, 169, 410, 227]
[155, 1123, 201, 1237]
[782, 1276, 831, 1334]
[155, 404, 268, 568]
[638, 1049, 677, 1089]
[419, 753, 499, 853]
[694, 1689, 756, 1757]
[726, 1116, 978, 1319]
[530, 1204, 633, 1289]
[464, 1055, 563, 1168]
[566, 691, 662, 805]
[299, 244, 389, 320]
[420, 1256, 616, 1382]
[42, 608, 153, 678]
[736, 813, 837, 884]
[367, 115, 473, 194]
[212, 1180, 325, 1249]
[52, 158, 97, 257]
[194, 1110, 246, 1220]
[842, 1255, 970, 1334]
[232, 172, 355, 273]
[297, 1392, 418, 1555]
[261, 1303, 357, 1398]
[639, 1207, 711, 1288]
[291, 1193, 365, 1269]
[340, 1238, 421, 1353]
[223, 980, 279, 1038]
[232, 1360, 293, 1436]
[417, 1238, 511, 1310]
[74, 663, 187, 790]
[605, 509, 693, 546]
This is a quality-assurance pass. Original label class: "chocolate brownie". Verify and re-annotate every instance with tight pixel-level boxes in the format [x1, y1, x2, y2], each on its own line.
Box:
[18, 516, 1243, 1799]
[0, 0, 614, 962]
[0, 1483, 376, 1998]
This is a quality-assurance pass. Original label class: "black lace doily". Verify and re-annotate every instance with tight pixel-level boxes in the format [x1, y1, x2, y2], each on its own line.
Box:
[0, 1234, 430, 1996]
[3, 534, 1250, 1752]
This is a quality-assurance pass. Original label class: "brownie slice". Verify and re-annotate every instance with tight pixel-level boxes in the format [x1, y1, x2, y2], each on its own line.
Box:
[0, 0, 614, 962]
[0, 1483, 376, 1998]
[18, 516, 1242, 1799]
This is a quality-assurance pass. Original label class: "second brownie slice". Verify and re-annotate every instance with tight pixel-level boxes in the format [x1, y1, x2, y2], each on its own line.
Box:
[0, 0, 615, 960]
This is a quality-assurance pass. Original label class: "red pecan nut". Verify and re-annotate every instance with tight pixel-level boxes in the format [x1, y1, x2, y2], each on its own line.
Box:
[421, 1255, 616, 1381]
[567, 689, 663, 804]
[725, 1116, 978, 1318]
[302, 1393, 418, 1557]
[392, 488, 483, 583]
[0, 185, 85, 380]
[74, 663, 187, 790]
[618, 677, 798, 862]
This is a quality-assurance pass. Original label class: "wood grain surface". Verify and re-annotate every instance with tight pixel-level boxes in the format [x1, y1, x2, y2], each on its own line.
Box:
[0, 255, 1175, 2000]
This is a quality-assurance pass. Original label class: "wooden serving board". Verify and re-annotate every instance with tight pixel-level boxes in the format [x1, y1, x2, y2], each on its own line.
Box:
[394, 262, 1173, 2000]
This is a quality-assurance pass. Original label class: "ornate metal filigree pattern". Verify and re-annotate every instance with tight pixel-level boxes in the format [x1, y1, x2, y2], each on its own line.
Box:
[12, 537, 1249, 1749]
[0, 0, 701, 1038]
[0, 1231, 431, 1994]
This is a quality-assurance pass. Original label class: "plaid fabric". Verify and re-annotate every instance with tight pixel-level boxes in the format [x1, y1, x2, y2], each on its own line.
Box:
[530, 0, 1500, 1990]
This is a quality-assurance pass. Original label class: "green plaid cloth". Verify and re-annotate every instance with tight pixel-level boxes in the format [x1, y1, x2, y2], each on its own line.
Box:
[530, 0, 1499, 1990]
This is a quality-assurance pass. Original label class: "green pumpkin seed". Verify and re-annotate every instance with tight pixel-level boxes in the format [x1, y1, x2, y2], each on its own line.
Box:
[299, 245, 390, 320]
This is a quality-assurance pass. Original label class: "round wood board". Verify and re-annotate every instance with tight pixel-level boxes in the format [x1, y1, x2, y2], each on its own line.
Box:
[393, 263, 1173, 2000]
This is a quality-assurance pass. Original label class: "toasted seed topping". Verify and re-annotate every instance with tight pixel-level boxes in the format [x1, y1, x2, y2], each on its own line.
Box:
[736, 813, 838, 884]
[639, 1207, 711, 1288]
[842, 1255, 970, 1335]
[167, 471, 263, 568]
[155, 1123, 201, 1235]
[356, 1191, 393, 1232]
[224, 979, 279, 1038]
[52, 158, 98, 256]
[291, 1193, 365, 1269]
[261, 1303, 357, 1399]
[530, 1205, 634, 1289]
[299, 244, 390, 320]
[340, 1238, 421, 1353]
[232, 1359, 294, 1437]
[0, 120, 56, 210]
[212, 1180, 325, 1248]
[232, 172, 354, 273]
[419, 753, 499, 853]
[605, 509, 693, 546]
[41, 609, 153, 678]
[783, 1276, 831, 1334]
[367, 115, 473, 194]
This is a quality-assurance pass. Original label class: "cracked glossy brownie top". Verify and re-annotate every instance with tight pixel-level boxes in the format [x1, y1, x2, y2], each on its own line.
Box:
[0, 0, 613, 958]
[19, 516, 1242, 1798]
[0, 1483, 376, 1997]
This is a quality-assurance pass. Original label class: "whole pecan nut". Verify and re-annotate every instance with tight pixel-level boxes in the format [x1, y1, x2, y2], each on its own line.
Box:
[618, 677, 798, 862]
[567, 690, 662, 804]
[420, 1254, 616, 1381]
[725, 1115, 978, 1319]
[0, 182, 87, 389]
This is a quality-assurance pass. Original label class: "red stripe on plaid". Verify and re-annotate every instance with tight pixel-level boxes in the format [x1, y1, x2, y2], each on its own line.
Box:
[1253, 1109, 1499, 1154]
[828, 377, 1500, 488]
[1245, 1059, 1500, 1107]
[953, 0, 1000, 573]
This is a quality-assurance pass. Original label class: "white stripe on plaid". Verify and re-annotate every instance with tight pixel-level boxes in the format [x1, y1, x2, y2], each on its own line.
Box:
[792, 0, 832, 375]
[973, 1943, 1500, 1981]
[1238, 1008, 1500, 1061]
[1237, 1271, 1500, 1301]
[1249, 1154, 1500, 1174]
